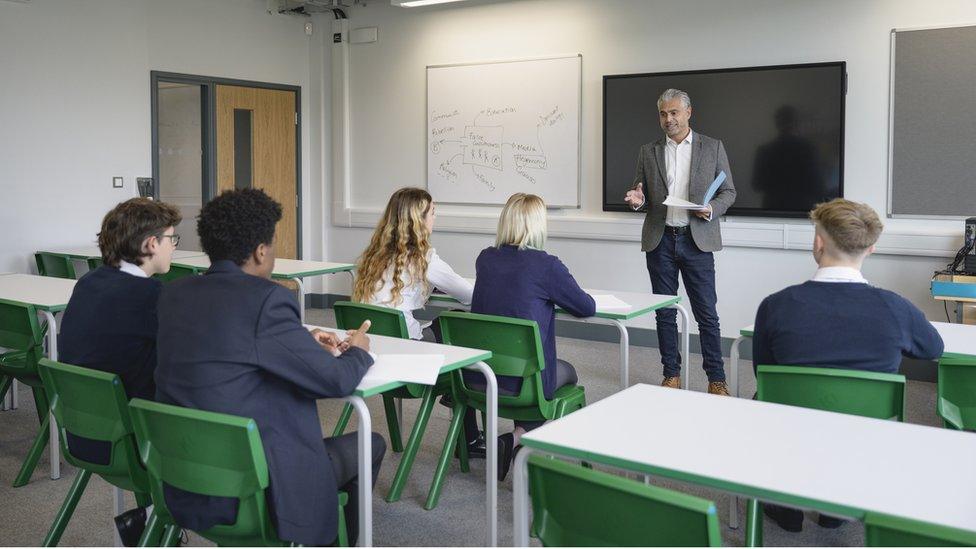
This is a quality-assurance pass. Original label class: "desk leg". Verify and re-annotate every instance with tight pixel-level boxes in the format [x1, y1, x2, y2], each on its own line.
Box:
[608, 320, 629, 390]
[727, 335, 748, 530]
[295, 277, 306, 324]
[113, 486, 125, 546]
[512, 446, 534, 547]
[342, 396, 372, 547]
[672, 304, 691, 391]
[41, 310, 61, 480]
[465, 361, 497, 547]
[11, 378, 17, 409]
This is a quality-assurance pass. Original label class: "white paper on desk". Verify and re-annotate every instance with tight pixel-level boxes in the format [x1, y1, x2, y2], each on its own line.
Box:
[590, 294, 632, 311]
[361, 354, 444, 386]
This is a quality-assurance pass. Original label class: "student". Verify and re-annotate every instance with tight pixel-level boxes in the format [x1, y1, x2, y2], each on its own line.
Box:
[155, 188, 384, 547]
[352, 187, 473, 340]
[465, 192, 596, 478]
[58, 197, 182, 545]
[753, 198, 944, 532]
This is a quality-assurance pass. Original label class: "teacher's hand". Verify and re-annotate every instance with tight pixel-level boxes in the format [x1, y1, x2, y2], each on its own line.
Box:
[694, 204, 713, 220]
[624, 182, 645, 208]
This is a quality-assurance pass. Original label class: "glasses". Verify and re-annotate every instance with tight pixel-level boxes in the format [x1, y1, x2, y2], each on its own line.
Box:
[160, 234, 181, 247]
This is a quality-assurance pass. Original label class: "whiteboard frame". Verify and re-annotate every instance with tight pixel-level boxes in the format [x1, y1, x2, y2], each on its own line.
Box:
[425, 53, 583, 209]
[887, 23, 976, 220]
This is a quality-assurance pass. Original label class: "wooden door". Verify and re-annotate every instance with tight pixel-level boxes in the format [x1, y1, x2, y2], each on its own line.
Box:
[215, 84, 298, 259]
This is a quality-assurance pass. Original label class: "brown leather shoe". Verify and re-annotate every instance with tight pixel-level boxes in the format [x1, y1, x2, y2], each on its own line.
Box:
[708, 381, 730, 396]
[661, 376, 681, 389]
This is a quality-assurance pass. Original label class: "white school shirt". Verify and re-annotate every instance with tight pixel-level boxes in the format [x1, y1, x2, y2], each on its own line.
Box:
[664, 129, 694, 227]
[366, 248, 473, 340]
[118, 260, 149, 278]
[811, 266, 868, 284]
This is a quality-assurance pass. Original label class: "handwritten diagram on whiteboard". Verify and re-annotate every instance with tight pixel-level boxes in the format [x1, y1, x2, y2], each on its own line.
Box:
[426, 55, 581, 207]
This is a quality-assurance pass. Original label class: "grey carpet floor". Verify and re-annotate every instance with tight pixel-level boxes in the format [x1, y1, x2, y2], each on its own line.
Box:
[0, 308, 941, 547]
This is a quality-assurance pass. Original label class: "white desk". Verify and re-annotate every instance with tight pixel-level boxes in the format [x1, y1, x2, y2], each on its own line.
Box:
[513, 384, 976, 546]
[431, 281, 693, 391]
[37, 246, 207, 277]
[306, 325, 497, 547]
[0, 274, 76, 480]
[172, 257, 355, 322]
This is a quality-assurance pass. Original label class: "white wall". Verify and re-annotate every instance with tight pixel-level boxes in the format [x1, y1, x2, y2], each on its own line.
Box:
[325, 0, 976, 335]
[0, 0, 329, 287]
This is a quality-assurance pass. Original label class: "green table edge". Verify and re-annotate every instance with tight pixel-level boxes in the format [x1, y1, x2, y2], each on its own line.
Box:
[355, 350, 492, 398]
[271, 265, 355, 279]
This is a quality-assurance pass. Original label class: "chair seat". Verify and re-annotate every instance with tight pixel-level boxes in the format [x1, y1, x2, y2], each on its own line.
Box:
[939, 397, 976, 431]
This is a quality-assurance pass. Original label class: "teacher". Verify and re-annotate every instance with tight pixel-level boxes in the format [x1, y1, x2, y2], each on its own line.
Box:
[624, 88, 737, 395]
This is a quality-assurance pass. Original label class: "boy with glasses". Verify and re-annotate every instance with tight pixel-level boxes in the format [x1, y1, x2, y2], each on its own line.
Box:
[58, 197, 183, 544]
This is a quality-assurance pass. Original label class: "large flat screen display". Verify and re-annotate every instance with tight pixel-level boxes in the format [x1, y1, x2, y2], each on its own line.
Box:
[604, 62, 846, 218]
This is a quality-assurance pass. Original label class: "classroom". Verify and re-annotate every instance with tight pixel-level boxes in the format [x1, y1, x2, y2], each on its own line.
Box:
[2, 0, 976, 547]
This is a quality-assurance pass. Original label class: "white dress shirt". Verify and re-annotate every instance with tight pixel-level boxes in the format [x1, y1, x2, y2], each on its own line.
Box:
[811, 266, 868, 284]
[366, 248, 474, 340]
[664, 129, 694, 227]
[119, 260, 149, 278]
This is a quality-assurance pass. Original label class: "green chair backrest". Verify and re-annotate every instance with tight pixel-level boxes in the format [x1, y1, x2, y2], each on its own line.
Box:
[937, 355, 976, 430]
[756, 365, 906, 421]
[35, 252, 77, 279]
[0, 298, 44, 377]
[528, 455, 721, 547]
[438, 311, 550, 411]
[333, 301, 410, 339]
[128, 398, 280, 546]
[36, 358, 149, 492]
[154, 264, 198, 283]
[864, 512, 976, 546]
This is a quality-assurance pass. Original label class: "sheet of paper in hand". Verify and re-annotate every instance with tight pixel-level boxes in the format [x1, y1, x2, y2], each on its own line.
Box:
[662, 171, 727, 210]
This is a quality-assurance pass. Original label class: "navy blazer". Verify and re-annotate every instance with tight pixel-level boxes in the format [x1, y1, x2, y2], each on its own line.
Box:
[471, 246, 595, 398]
[59, 266, 162, 464]
[155, 260, 372, 546]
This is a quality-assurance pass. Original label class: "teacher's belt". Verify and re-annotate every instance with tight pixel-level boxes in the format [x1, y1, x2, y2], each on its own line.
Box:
[664, 225, 690, 235]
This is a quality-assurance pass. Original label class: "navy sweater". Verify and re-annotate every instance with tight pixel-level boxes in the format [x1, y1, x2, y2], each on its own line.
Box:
[59, 265, 162, 400]
[471, 245, 596, 398]
[753, 281, 944, 374]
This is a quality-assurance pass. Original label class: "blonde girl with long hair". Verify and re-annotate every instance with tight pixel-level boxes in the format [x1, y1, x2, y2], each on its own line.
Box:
[353, 187, 473, 340]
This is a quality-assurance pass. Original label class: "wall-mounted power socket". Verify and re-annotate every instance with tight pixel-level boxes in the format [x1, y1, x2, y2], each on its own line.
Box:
[112, 176, 123, 188]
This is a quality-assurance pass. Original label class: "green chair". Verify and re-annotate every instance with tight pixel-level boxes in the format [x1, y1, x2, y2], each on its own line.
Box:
[154, 264, 198, 283]
[86, 257, 104, 272]
[128, 398, 349, 547]
[936, 355, 976, 430]
[0, 298, 54, 487]
[329, 301, 457, 503]
[864, 512, 976, 546]
[36, 358, 159, 547]
[428, 311, 587, 510]
[745, 364, 907, 546]
[34, 253, 77, 279]
[527, 455, 721, 546]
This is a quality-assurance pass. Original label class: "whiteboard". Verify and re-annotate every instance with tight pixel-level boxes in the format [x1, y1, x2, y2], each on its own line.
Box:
[426, 55, 581, 208]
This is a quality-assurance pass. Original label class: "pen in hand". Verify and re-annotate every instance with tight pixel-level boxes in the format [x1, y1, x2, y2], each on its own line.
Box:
[338, 319, 371, 353]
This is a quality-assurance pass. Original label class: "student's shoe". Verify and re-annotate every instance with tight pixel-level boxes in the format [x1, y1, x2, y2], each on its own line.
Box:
[707, 381, 730, 396]
[762, 503, 804, 533]
[113, 507, 147, 547]
[498, 433, 514, 481]
[661, 376, 681, 389]
[817, 514, 847, 529]
[456, 432, 486, 459]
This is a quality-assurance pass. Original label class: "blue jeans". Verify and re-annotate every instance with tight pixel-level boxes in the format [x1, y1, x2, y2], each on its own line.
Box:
[645, 230, 726, 382]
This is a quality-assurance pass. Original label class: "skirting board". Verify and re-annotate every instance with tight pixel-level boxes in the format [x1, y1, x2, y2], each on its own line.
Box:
[308, 293, 937, 383]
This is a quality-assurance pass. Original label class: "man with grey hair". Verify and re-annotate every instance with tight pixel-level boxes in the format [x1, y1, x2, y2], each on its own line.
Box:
[624, 88, 737, 395]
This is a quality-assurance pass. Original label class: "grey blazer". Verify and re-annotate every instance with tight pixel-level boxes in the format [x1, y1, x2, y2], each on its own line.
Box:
[633, 131, 737, 253]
